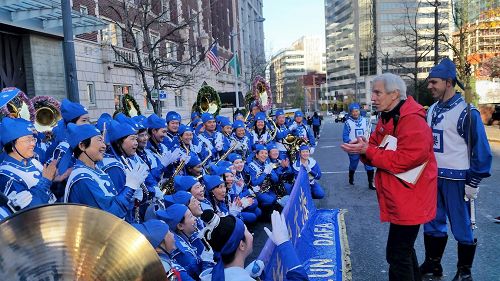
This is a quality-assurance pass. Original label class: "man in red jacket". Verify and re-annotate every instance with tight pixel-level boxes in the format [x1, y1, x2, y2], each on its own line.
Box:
[342, 73, 437, 281]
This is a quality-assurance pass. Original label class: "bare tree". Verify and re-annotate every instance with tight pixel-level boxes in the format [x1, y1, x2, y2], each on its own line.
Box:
[102, 0, 206, 114]
[385, 1, 434, 102]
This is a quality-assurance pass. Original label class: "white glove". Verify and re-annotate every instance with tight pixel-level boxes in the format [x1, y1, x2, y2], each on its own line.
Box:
[464, 185, 479, 201]
[263, 163, 274, 174]
[133, 188, 143, 201]
[125, 164, 149, 190]
[289, 123, 298, 131]
[154, 185, 164, 200]
[200, 248, 214, 263]
[245, 260, 265, 278]
[215, 142, 223, 151]
[229, 201, 242, 217]
[310, 147, 315, 154]
[8, 191, 33, 209]
[240, 197, 253, 209]
[264, 211, 290, 246]
[159, 151, 175, 167]
[276, 195, 290, 208]
[180, 153, 190, 163]
[252, 185, 261, 193]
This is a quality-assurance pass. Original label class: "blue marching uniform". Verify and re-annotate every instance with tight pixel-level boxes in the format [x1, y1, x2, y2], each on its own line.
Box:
[198, 130, 224, 163]
[64, 160, 134, 219]
[158, 252, 195, 281]
[275, 123, 290, 159]
[343, 115, 374, 171]
[0, 155, 56, 208]
[424, 93, 492, 244]
[290, 122, 316, 148]
[248, 159, 279, 207]
[292, 157, 325, 199]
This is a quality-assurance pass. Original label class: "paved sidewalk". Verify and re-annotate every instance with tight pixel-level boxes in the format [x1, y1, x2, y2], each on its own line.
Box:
[485, 125, 500, 143]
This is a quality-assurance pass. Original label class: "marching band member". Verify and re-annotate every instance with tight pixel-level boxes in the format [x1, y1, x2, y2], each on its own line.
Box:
[245, 101, 260, 128]
[172, 180, 206, 228]
[132, 219, 194, 281]
[0, 118, 57, 209]
[249, 112, 273, 149]
[163, 111, 182, 150]
[274, 109, 291, 159]
[343, 103, 375, 190]
[268, 143, 293, 195]
[232, 120, 251, 160]
[218, 116, 233, 152]
[292, 145, 325, 199]
[179, 124, 209, 165]
[190, 112, 201, 130]
[198, 113, 224, 163]
[63, 124, 147, 219]
[146, 114, 181, 178]
[199, 209, 308, 281]
[134, 115, 164, 182]
[248, 144, 279, 210]
[185, 154, 205, 179]
[203, 174, 230, 215]
[288, 110, 316, 154]
[157, 203, 209, 280]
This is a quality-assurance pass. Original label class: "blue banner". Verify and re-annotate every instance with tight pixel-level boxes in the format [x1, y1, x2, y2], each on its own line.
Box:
[258, 168, 351, 281]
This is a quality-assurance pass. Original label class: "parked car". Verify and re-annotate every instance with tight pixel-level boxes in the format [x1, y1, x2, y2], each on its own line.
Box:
[335, 111, 347, 123]
[487, 104, 500, 125]
[326, 111, 333, 116]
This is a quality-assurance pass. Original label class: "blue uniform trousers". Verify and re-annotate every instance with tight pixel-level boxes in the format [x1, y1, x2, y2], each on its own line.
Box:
[423, 178, 474, 244]
[311, 182, 325, 199]
[349, 153, 374, 171]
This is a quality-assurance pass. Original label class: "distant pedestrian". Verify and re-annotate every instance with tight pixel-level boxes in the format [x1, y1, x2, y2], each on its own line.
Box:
[312, 112, 321, 139]
[341, 73, 437, 281]
[420, 58, 492, 281]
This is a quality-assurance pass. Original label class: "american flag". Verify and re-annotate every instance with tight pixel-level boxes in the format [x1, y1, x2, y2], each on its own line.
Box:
[206, 44, 221, 71]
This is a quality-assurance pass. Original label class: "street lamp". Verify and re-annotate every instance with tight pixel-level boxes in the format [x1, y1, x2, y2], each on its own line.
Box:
[230, 16, 265, 109]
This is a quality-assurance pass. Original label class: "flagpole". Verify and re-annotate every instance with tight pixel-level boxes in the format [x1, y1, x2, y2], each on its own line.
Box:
[230, 29, 240, 109]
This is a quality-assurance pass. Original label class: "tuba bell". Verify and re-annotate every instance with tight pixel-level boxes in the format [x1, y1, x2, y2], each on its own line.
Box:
[0, 88, 34, 121]
[31, 96, 61, 133]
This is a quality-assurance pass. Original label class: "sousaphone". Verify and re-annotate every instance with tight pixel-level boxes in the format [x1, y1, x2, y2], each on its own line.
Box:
[0, 204, 166, 280]
[195, 85, 221, 116]
[31, 96, 62, 133]
[0, 87, 35, 121]
[252, 76, 273, 112]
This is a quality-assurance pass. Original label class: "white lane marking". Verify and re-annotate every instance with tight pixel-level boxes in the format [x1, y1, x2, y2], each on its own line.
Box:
[323, 171, 350, 174]
[320, 145, 336, 148]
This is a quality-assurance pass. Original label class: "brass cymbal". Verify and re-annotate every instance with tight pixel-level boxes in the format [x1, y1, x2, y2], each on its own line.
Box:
[0, 204, 166, 280]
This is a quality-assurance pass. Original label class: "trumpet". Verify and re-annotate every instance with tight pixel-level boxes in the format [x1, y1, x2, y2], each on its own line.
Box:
[199, 141, 213, 167]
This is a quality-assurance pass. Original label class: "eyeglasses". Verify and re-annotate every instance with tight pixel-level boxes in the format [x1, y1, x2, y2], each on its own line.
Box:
[17, 136, 37, 144]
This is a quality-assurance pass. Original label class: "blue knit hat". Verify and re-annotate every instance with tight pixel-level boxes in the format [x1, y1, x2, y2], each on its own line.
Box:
[147, 114, 166, 129]
[203, 175, 224, 191]
[96, 113, 112, 133]
[178, 124, 193, 136]
[428, 58, 464, 90]
[219, 116, 232, 127]
[232, 120, 245, 129]
[156, 204, 189, 231]
[66, 123, 101, 149]
[174, 175, 199, 192]
[294, 110, 304, 118]
[61, 99, 88, 123]
[201, 113, 215, 123]
[132, 115, 148, 129]
[132, 219, 170, 249]
[164, 190, 192, 207]
[349, 103, 360, 112]
[191, 112, 200, 121]
[299, 144, 310, 151]
[185, 154, 202, 168]
[166, 111, 181, 123]
[0, 117, 33, 145]
[227, 153, 242, 163]
[267, 143, 278, 151]
[210, 162, 232, 176]
[0, 87, 20, 108]
[108, 120, 136, 143]
[254, 144, 266, 153]
[255, 112, 266, 122]
[275, 109, 285, 117]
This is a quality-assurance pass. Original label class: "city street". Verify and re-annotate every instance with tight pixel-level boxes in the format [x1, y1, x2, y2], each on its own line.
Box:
[251, 116, 500, 280]
[312, 117, 500, 281]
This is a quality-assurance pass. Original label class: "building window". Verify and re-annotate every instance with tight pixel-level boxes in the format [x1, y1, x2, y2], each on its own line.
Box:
[114, 85, 131, 111]
[175, 91, 183, 107]
[145, 96, 153, 111]
[101, 22, 122, 47]
[161, 0, 171, 21]
[133, 28, 143, 50]
[150, 33, 160, 57]
[166, 41, 177, 60]
[80, 5, 88, 15]
[86, 83, 96, 105]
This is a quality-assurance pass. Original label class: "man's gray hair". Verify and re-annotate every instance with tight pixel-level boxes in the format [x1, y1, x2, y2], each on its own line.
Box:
[372, 73, 407, 100]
